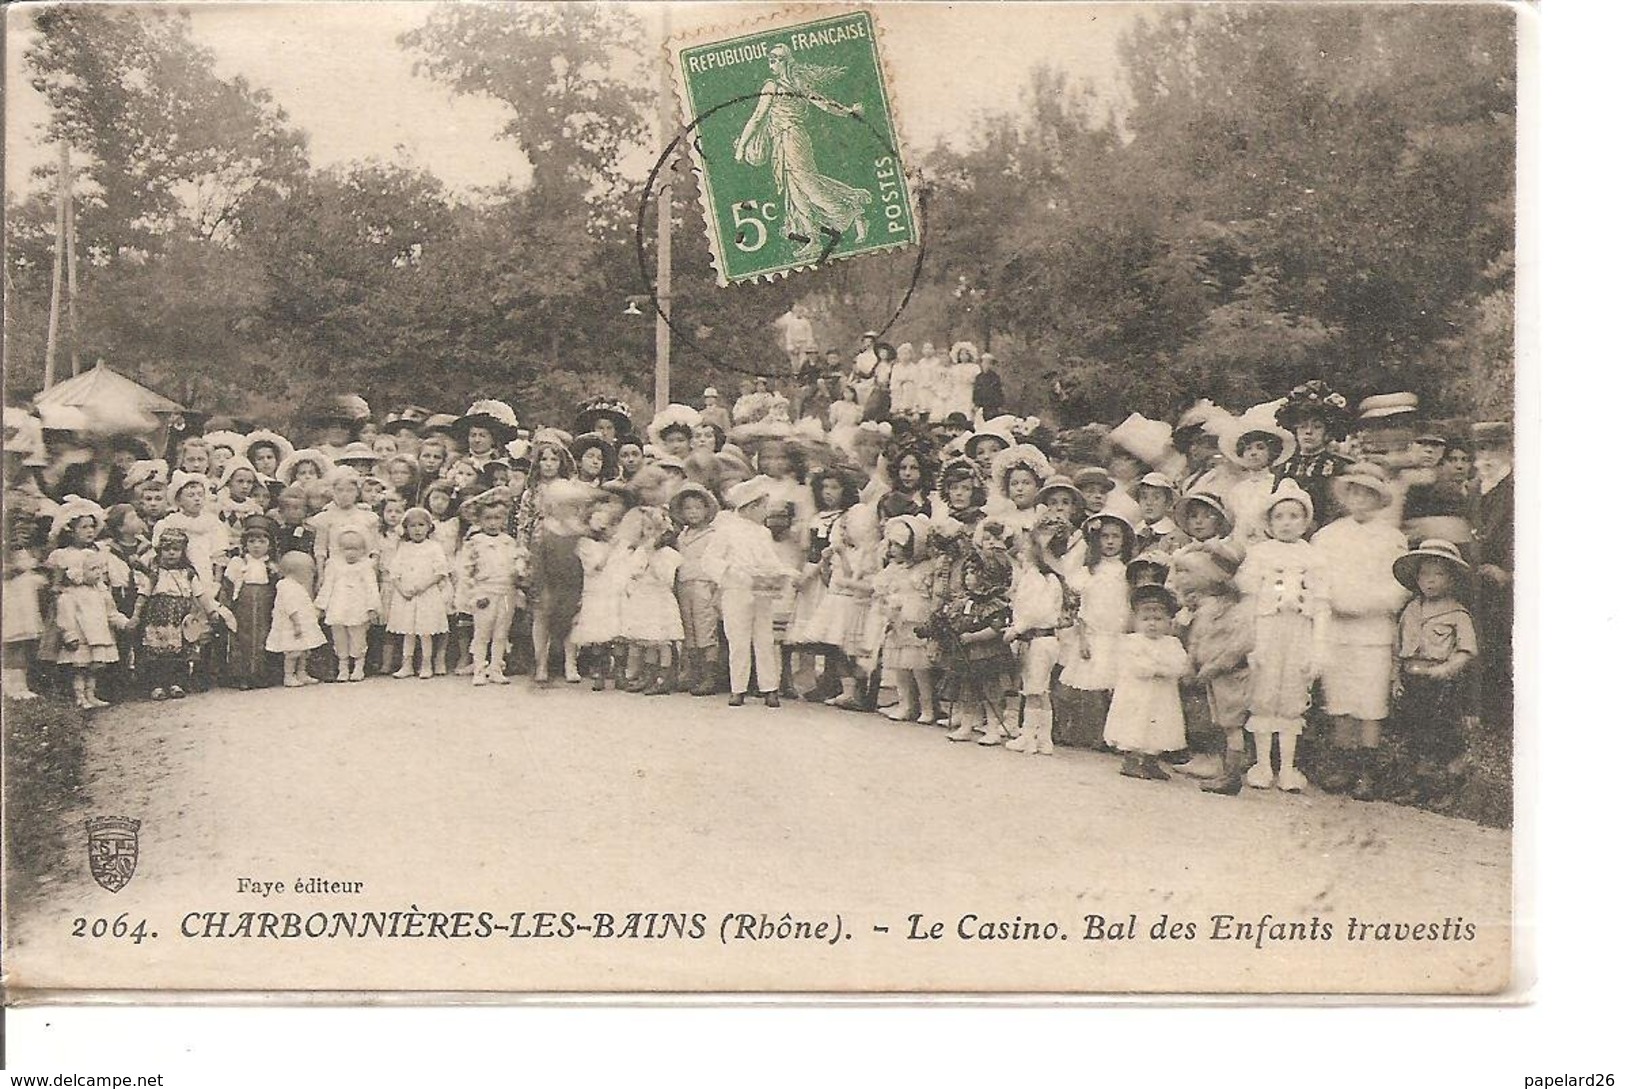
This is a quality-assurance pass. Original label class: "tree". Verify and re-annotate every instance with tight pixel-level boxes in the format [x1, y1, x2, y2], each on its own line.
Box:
[24, 6, 307, 255]
[920, 3, 1516, 425]
[401, 5, 650, 219]
[11, 6, 308, 402]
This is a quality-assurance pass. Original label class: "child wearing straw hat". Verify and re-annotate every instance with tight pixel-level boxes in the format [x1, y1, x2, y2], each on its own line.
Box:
[1310, 463, 1412, 800]
[1390, 539, 1479, 805]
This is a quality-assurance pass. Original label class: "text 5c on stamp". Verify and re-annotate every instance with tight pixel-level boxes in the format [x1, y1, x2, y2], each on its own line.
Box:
[671, 9, 917, 285]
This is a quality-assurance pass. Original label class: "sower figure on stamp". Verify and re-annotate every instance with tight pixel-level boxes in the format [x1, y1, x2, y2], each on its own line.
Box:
[734, 44, 872, 260]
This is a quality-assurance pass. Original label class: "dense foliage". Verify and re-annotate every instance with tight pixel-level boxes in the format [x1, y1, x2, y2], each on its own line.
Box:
[5, 5, 1515, 430]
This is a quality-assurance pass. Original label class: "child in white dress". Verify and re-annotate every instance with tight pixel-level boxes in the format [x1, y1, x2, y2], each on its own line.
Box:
[618, 507, 684, 695]
[572, 497, 628, 691]
[386, 508, 451, 680]
[315, 527, 382, 682]
[1060, 512, 1134, 750]
[46, 499, 126, 709]
[1220, 424, 1294, 546]
[1105, 584, 1190, 780]
[266, 551, 325, 686]
[874, 514, 937, 724]
[374, 495, 407, 674]
[307, 468, 379, 584]
[425, 481, 462, 675]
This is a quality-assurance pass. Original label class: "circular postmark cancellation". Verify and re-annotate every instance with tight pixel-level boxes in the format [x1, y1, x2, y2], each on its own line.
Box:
[665, 9, 920, 285]
[642, 10, 930, 376]
[634, 94, 930, 377]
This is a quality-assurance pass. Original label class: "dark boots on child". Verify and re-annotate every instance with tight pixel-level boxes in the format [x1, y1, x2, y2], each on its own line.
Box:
[643, 661, 675, 695]
[1201, 748, 1249, 795]
[1119, 752, 1170, 781]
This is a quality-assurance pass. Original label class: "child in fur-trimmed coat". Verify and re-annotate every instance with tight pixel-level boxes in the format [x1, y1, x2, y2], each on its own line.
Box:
[1170, 543, 1253, 795]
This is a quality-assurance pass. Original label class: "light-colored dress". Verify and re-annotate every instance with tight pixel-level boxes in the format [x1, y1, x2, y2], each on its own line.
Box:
[762, 476, 816, 546]
[266, 579, 325, 653]
[571, 536, 623, 646]
[47, 546, 120, 665]
[621, 546, 683, 642]
[1009, 561, 1065, 694]
[1311, 516, 1410, 721]
[914, 355, 947, 421]
[1061, 557, 1130, 692]
[787, 509, 838, 646]
[315, 556, 382, 628]
[801, 510, 871, 647]
[874, 559, 934, 671]
[828, 399, 864, 430]
[1222, 469, 1277, 546]
[1103, 633, 1189, 754]
[432, 516, 462, 614]
[4, 568, 46, 644]
[376, 531, 401, 627]
[386, 539, 451, 636]
[947, 360, 980, 419]
[888, 358, 918, 416]
[1237, 537, 1326, 735]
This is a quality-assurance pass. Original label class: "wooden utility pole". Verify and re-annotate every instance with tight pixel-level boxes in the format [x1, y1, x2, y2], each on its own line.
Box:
[43, 140, 69, 389]
[654, 4, 673, 411]
[66, 149, 80, 377]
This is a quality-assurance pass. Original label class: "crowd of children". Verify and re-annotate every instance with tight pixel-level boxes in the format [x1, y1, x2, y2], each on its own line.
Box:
[2, 366, 1514, 810]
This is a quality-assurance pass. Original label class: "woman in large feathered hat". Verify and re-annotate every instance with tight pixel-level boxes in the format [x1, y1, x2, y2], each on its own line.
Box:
[573, 397, 634, 445]
[1274, 380, 1354, 520]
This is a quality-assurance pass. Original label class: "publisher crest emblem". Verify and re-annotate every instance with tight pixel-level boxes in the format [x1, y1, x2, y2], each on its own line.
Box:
[85, 816, 140, 893]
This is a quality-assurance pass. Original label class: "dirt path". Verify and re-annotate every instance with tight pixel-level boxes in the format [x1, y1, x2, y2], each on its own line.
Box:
[9, 679, 1512, 995]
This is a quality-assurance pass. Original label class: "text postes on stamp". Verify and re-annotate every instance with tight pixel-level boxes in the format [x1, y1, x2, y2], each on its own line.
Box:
[672, 9, 917, 285]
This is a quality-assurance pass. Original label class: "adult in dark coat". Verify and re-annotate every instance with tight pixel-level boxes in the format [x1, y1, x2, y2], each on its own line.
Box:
[972, 353, 1005, 420]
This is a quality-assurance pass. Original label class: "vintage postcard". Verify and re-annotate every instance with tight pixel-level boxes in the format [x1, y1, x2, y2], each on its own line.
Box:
[2, 1, 1522, 999]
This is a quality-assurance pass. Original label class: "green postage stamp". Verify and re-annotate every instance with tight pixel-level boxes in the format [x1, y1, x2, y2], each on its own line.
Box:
[671, 9, 918, 284]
